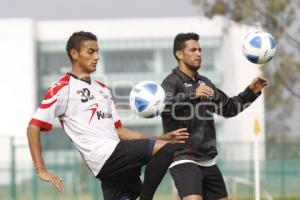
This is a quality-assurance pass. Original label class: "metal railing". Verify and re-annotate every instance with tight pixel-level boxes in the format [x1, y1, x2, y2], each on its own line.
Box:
[1, 136, 300, 200]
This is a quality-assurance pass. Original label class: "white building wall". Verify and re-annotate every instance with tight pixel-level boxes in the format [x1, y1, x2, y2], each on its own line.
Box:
[0, 18, 36, 184]
[0, 18, 36, 136]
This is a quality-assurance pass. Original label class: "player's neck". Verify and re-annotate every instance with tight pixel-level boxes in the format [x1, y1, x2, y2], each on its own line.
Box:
[179, 64, 196, 80]
[70, 68, 91, 82]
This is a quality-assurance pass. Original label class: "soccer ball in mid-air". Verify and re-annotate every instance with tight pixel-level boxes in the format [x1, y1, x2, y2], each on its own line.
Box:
[129, 81, 166, 118]
[242, 31, 276, 64]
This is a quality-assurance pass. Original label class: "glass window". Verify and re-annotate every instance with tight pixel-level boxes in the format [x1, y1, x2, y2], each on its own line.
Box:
[103, 50, 154, 73]
[38, 51, 71, 76]
[41, 128, 73, 150]
[161, 49, 177, 72]
[126, 125, 160, 137]
[111, 86, 131, 111]
[201, 47, 216, 71]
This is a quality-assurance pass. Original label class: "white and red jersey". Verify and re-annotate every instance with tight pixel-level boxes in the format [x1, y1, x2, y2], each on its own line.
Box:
[30, 73, 122, 175]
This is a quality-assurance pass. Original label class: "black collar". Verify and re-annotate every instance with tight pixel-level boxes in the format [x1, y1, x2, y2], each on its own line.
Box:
[67, 72, 91, 84]
[172, 66, 201, 82]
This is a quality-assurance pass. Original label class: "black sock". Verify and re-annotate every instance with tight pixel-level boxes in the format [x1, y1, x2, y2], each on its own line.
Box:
[140, 143, 174, 200]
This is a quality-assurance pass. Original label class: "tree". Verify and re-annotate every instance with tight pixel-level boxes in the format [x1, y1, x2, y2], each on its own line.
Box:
[191, 0, 300, 142]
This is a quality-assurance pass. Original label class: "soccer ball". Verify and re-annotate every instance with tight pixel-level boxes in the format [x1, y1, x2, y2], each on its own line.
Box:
[129, 81, 166, 118]
[242, 31, 276, 64]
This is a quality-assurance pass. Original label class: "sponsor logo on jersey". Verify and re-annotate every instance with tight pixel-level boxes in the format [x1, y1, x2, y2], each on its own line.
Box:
[96, 111, 112, 119]
[85, 103, 98, 124]
[184, 83, 192, 87]
[99, 90, 110, 99]
[198, 80, 206, 86]
[85, 103, 112, 123]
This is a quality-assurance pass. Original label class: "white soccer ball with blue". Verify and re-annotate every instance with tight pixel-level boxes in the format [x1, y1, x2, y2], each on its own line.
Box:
[129, 81, 166, 118]
[242, 31, 276, 64]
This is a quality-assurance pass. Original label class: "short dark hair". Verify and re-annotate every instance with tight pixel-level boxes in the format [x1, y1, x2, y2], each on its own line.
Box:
[66, 31, 98, 62]
[173, 32, 199, 60]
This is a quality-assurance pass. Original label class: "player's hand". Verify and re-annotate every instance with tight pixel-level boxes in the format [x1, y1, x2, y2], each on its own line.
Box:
[196, 85, 214, 98]
[249, 77, 268, 94]
[36, 169, 64, 192]
[161, 128, 189, 143]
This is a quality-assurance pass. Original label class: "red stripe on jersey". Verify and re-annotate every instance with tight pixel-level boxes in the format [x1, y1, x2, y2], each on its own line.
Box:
[44, 74, 70, 100]
[96, 81, 110, 90]
[114, 120, 122, 129]
[39, 99, 57, 109]
[60, 74, 71, 82]
[30, 118, 52, 132]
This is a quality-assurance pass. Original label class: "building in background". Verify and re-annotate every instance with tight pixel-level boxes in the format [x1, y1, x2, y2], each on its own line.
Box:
[0, 16, 265, 185]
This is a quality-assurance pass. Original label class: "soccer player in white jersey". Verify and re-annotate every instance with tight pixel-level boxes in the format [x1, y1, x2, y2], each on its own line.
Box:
[27, 31, 189, 200]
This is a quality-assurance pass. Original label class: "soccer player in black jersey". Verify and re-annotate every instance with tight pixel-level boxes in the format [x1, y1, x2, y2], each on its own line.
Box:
[161, 32, 268, 200]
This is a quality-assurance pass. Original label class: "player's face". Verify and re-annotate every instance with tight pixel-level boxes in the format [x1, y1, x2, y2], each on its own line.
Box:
[76, 40, 100, 74]
[181, 40, 202, 71]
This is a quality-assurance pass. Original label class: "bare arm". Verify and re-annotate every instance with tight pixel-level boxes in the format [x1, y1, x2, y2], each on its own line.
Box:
[117, 127, 189, 143]
[27, 125, 45, 171]
[117, 127, 151, 140]
[27, 124, 64, 192]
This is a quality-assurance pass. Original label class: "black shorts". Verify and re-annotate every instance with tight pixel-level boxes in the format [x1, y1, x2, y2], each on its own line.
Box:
[170, 163, 228, 199]
[96, 139, 155, 200]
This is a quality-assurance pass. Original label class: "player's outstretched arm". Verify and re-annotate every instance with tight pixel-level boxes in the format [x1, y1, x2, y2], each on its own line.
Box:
[116, 127, 149, 140]
[158, 128, 189, 143]
[27, 125, 64, 192]
[117, 127, 189, 143]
